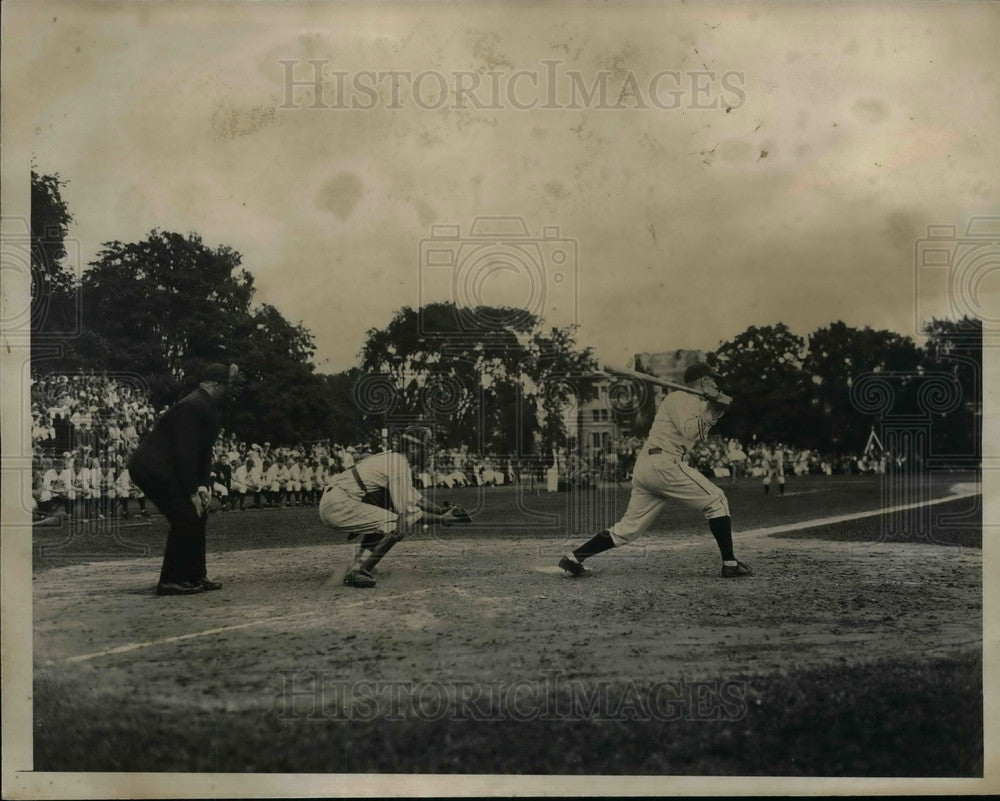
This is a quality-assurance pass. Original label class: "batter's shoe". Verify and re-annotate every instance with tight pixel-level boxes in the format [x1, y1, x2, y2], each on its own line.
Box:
[199, 578, 223, 591]
[721, 561, 752, 578]
[343, 568, 376, 588]
[156, 581, 205, 596]
[558, 556, 592, 578]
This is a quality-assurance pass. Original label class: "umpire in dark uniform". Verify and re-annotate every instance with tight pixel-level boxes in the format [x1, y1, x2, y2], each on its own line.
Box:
[129, 363, 242, 596]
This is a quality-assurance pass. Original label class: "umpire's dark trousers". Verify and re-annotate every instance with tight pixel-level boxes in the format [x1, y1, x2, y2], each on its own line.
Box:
[129, 467, 207, 584]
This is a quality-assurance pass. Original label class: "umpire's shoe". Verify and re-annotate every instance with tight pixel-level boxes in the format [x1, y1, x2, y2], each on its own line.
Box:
[199, 578, 223, 591]
[558, 556, 592, 578]
[156, 581, 205, 596]
[721, 561, 752, 578]
[343, 568, 376, 588]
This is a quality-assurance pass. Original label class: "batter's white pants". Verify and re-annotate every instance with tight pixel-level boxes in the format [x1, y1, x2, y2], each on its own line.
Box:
[609, 452, 730, 545]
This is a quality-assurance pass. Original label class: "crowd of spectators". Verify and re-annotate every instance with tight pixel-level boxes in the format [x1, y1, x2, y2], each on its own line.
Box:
[559, 436, 894, 487]
[31, 373, 158, 522]
[30, 371, 901, 523]
[29, 374, 542, 521]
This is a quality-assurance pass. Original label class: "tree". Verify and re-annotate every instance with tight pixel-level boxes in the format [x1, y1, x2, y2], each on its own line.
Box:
[30, 170, 79, 364]
[320, 369, 367, 446]
[708, 324, 811, 445]
[79, 230, 255, 387]
[525, 324, 600, 453]
[921, 316, 982, 461]
[74, 230, 342, 445]
[360, 302, 598, 453]
[803, 322, 922, 452]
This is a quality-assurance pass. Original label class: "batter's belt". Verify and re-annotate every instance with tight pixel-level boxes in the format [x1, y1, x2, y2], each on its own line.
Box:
[647, 447, 685, 457]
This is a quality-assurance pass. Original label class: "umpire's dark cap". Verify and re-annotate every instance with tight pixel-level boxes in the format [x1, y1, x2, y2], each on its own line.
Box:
[201, 363, 233, 383]
[684, 362, 721, 384]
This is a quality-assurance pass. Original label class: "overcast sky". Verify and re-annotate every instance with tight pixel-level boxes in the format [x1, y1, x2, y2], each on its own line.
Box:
[9, 1, 999, 372]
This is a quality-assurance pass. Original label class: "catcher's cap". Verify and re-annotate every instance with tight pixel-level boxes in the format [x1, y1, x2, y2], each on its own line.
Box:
[401, 425, 434, 449]
[683, 362, 721, 384]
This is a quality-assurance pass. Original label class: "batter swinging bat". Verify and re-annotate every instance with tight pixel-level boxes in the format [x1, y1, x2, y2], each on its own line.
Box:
[598, 363, 733, 405]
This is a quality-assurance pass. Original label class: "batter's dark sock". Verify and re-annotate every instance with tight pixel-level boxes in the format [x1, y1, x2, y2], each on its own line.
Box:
[779, 482, 785, 495]
[709, 516, 735, 562]
[764, 484, 770, 495]
[573, 530, 616, 562]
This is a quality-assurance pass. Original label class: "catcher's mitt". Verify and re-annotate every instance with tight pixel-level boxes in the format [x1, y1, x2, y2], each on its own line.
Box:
[441, 500, 473, 524]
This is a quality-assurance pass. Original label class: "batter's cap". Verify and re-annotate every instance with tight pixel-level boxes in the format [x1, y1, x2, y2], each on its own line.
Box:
[683, 362, 721, 384]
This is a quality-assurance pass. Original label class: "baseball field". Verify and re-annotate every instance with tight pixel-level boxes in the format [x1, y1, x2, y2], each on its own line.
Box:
[33, 471, 983, 776]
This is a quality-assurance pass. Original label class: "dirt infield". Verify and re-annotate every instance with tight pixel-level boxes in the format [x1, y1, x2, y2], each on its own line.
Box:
[32, 474, 983, 774]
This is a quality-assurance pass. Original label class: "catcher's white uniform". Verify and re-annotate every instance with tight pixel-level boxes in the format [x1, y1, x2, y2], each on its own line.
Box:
[608, 390, 728, 545]
[319, 451, 424, 538]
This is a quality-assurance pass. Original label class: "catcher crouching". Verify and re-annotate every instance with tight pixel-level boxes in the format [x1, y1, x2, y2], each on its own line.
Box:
[318, 425, 472, 588]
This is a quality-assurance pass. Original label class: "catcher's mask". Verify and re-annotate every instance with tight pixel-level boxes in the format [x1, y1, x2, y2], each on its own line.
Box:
[400, 425, 434, 468]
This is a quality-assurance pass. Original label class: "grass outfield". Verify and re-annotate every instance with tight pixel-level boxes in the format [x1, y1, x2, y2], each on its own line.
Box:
[33, 471, 981, 569]
[34, 653, 982, 775]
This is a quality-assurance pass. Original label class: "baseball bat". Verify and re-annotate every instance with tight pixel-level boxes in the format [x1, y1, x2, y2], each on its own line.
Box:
[599, 364, 733, 404]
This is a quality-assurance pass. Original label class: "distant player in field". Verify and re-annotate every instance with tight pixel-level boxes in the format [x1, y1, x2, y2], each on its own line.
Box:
[318, 426, 471, 588]
[762, 444, 786, 496]
[559, 362, 751, 579]
[726, 439, 748, 485]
